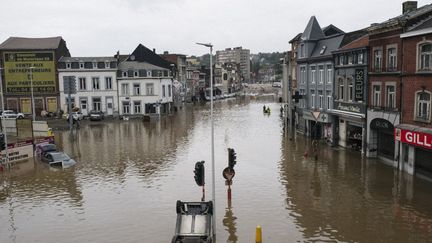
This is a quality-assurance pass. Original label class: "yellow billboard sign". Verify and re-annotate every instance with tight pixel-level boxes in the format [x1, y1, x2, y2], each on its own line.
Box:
[3, 52, 56, 93]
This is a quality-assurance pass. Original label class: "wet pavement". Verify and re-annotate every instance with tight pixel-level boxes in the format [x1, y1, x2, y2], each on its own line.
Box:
[1, 97, 432, 243]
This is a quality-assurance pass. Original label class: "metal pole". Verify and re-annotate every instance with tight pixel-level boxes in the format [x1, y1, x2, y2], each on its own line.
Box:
[0, 68, 9, 167]
[210, 45, 216, 238]
[30, 67, 35, 122]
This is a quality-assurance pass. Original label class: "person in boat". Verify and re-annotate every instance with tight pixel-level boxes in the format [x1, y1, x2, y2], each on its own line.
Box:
[263, 105, 266, 112]
[266, 107, 271, 114]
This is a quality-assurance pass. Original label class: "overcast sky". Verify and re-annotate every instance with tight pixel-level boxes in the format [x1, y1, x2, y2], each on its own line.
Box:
[1, 0, 430, 57]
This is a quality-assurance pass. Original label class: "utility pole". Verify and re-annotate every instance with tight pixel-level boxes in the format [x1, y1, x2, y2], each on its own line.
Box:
[0, 68, 9, 168]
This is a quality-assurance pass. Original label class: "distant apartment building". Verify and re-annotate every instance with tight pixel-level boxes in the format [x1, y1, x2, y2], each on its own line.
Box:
[58, 57, 118, 116]
[0, 36, 70, 115]
[117, 44, 173, 116]
[160, 52, 187, 108]
[216, 47, 250, 82]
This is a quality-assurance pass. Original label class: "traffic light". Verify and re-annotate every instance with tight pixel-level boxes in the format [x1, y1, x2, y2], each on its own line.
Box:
[228, 148, 236, 168]
[294, 91, 300, 103]
[194, 161, 205, 186]
[0, 133, 5, 150]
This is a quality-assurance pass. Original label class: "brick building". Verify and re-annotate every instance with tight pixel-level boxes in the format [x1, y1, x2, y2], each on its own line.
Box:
[396, 15, 432, 177]
[366, 2, 432, 165]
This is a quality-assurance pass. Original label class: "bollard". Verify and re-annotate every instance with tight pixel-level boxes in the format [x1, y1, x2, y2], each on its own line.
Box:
[256, 225, 262, 243]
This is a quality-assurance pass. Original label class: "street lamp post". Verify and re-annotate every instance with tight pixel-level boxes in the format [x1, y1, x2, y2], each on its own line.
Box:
[29, 67, 35, 121]
[0, 68, 9, 167]
[196, 42, 215, 237]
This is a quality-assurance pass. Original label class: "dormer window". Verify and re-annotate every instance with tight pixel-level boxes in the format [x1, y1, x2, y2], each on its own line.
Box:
[105, 61, 110, 68]
[92, 62, 97, 69]
[320, 45, 327, 55]
[79, 62, 84, 69]
[122, 71, 127, 77]
[134, 71, 138, 77]
[66, 62, 71, 69]
[300, 44, 305, 58]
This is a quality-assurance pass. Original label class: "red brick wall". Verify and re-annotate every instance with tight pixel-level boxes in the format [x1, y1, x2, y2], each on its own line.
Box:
[401, 33, 432, 128]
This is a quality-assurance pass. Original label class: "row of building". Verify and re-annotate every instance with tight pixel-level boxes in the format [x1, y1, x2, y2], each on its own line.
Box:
[0, 38, 251, 117]
[282, 1, 432, 179]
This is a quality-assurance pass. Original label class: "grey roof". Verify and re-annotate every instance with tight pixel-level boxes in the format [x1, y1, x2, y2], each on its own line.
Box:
[369, 3, 432, 31]
[301, 16, 325, 41]
[118, 61, 168, 70]
[59, 56, 117, 62]
[310, 34, 344, 58]
[0, 36, 63, 50]
[409, 15, 432, 31]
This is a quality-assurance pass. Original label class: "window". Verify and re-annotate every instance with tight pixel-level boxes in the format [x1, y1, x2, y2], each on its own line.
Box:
[133, 83, 140, 95]
[318, 90, 323, 109]
[326, 65, 332, 84]
[387, 47, 397, 71]
[348, 78, 354, 102]
[162, 85, 166, 97]
[163, 70, 169, 77]
[419, 43, 432, 71]
[134, 71, 138, 77]
[92, 97, 101, 111]
[168, 85, 172, 97]
[105, 61, 110, 68]
[79, 77, 86, 90]
[327, 91, 332, 109]
[92, 77, 100, 90]
[372, 85, 381, 107]
[134, 101, 141, 114]
[300, 44, 305, 58]
[300, 66, 306, 84]
[66, 62, 71, 69]
[79, 62, 84, 69]
[311, 66, 316, 83]
[311, 90, 316, 108]
[358, 53, 364, 64]
[318, 65, 324, 84]
[416, 91, 431, 120]
[374, 49, 382, 71]
[146, 83, 154, 95]
[80, 99, 87, 111]
[300, 89, 306, 108]
[386, 85, 396, 109]
[122, 102, 130, 114]
[121, 83, 129, 95]
[105, 77, 112, 90]
[338, 78, 344, 100]
[348, 54, 353, 65]
[122, 71, 127, 77]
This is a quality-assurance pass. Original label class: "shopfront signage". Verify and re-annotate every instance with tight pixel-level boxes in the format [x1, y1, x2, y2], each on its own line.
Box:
[395, 128, 432, 150]
[3, 51, 56, 94]
[370, 118, 393, 133]
[355, 69, 364, 102]
[335, 101, 365, 113]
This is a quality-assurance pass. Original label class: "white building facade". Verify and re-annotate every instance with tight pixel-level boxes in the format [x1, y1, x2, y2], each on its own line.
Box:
[58, 57, 119, 116]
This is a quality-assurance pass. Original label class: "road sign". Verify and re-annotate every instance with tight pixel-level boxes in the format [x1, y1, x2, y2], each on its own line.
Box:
[222, 167, 235, 181]
[312, 111, 320, 121]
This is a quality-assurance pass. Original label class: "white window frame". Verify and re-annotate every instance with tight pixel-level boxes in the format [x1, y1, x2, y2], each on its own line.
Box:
[372, 84, 381, 107]
[318, 65, 324, 84]
[415, 90, 431, 121]
[326, 65, 332, 84]
[327, 91, 332, 109]
[373, 47, 382, 71]
[318, 91, 323, 109]
[105, 61, 110, 69]
[311, 90, 315, 109]
[386, 84, 396, 109]
[348, 78, 354, 102]
[358, 53, 364, 64]
[146, 83, 154, 95]
[338, 78, 344, 101]
[121, 83, 129, 96]
[311, 66, 316, 84]
[133, 83, 140, 95]
[78, 77, 86, 90]
[418, 41, 432, 71]
[134, 101, 141, 114]
[105, 77, 112, 90]
[387, 45, 397, 71]
[92, 77, 100, 90]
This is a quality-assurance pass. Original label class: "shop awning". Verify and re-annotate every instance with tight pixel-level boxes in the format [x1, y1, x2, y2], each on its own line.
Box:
[327, 109, 365, 119]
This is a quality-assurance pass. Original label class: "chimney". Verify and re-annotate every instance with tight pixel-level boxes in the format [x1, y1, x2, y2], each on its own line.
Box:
[153, 48, 156, 53]
[164, 51, 169, 55]
[403, 1, 417, 14]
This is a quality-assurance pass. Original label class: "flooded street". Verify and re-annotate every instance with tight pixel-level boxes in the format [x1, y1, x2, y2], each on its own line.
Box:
[1, 97, 432, 243]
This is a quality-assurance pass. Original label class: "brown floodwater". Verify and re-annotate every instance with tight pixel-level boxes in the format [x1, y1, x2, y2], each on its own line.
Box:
[1, 97, 432, 243]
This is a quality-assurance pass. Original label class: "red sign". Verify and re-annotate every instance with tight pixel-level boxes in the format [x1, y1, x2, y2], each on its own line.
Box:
[395, 128, 432, 150]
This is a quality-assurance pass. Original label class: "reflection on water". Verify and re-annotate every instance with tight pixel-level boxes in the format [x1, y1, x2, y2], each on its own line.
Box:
[1, 97, 432, 243]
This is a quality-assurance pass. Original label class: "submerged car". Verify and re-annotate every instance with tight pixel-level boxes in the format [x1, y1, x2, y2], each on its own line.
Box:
[89, 110, 104, 121]
[42, 151, 76, 167]
[35, 143, 58, 158]
[1, 110, 25, 119]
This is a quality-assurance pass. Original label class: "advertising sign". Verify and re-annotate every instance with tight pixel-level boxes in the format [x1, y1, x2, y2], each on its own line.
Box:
[3, 51, 56, 93]
[395, 128, 432, 150]
[354, 69, 364, 102]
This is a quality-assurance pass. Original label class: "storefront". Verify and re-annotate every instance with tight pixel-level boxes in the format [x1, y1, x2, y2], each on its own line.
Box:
[303, 110, 333, 141]
[371, 118, 395, 160]
[395, 125, 432, 178]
